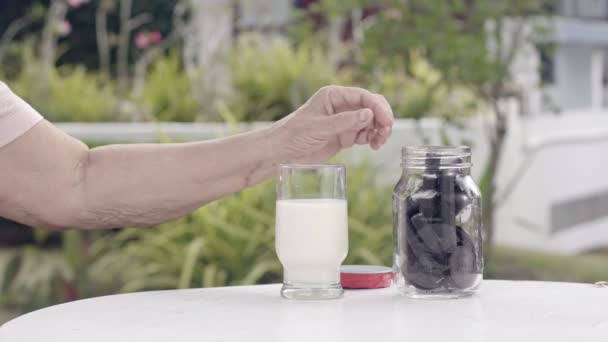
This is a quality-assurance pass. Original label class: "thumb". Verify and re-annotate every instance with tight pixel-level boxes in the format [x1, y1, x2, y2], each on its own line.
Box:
[321, 108, 373, 136]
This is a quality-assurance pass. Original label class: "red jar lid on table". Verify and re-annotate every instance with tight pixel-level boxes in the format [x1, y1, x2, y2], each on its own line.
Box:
[340, 265, 393, 289]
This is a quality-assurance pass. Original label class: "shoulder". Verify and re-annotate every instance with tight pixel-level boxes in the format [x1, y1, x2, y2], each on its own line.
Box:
[0, 81, 44, 148]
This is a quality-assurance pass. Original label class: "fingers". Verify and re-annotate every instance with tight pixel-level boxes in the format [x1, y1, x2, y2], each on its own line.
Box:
[374, 93, 394, 132]
[339, 130, 359, 148]
[323, 86, 393, 150]
[321, 108, 373, 137]
[370, 133, 383, 150]
[325, 86, 394, 129]
[361, 125, 390, 150]
[355, 129, 369, 145]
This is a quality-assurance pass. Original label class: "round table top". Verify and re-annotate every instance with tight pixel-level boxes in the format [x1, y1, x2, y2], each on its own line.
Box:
[2, 280, 607, 341]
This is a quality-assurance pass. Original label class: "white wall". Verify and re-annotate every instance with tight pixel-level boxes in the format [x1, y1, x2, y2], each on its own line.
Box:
[560, 0, 608, 18]
[553, 45, 594, 110]
[495, 111, 608, 254]
[238, 0, 290, 29]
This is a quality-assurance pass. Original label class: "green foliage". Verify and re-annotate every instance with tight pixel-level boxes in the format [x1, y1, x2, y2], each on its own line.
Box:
[141, 52, 201, 122]
[8, 42, 118, 122]
[0, 248, 71, 312]
[2, 40, 354, 123]
[344, 162, 393, 265]
[2, 0, 555, 124]
[4, 8, 505, 123]
[43, 68, 118, 122]
[365, 55, 478, 119]
[486, 246, 608, 283]
[314, 0, 369, 17]
[363, 0, 554, 100]
[88, 161, 393, 292]
[90, 181, 280, 291]
[230, 35, 346, 122]
[0, 230, 115, 314]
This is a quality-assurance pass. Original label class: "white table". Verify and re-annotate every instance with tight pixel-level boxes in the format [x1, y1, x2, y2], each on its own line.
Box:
[2, 280, 607, 341]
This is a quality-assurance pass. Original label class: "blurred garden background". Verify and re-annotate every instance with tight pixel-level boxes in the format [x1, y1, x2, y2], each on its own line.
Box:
[1, 0, 608, 323]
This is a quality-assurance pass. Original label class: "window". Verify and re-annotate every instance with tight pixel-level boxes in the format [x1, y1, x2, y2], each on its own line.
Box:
[559, 0, 608, 19]
[538, 43, 555, 85]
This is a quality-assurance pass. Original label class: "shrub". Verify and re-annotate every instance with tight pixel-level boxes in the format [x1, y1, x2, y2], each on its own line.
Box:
[140, 52, 201, 122]
[364, 55, 479, 119]
[0, 230, 114, 314]
[230, 34, 349, 122]
[88, 161, 392, 292]
[8, 42, 118, 122]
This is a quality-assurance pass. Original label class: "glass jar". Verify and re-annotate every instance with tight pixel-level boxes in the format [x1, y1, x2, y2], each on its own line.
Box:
[392, 146, 483, 299]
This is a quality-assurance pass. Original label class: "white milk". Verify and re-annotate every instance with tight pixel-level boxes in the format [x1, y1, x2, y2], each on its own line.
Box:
[275, 199, 348, 285]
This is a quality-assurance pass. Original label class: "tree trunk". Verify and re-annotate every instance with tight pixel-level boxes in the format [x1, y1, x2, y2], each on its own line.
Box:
[40, 0, 67, 84]
[185, 0, 234, 117]
[350, 7, 364, 64]
[117, 0, 133, 91]
[327, 13, 344, 70]
[482, 101, 507, 261]
[95, 5, 111, 77]
[0, 16, 34, 65]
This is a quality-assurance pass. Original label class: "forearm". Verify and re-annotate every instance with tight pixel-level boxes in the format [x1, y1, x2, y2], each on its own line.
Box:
[80, 127, 277, 228]
[0, 121, 280, 230]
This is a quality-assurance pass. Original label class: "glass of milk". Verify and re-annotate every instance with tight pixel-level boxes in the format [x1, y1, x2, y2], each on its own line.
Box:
[276, 164, 348, 300]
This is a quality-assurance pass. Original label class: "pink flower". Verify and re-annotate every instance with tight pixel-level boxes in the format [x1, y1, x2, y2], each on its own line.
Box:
[135, 32, 150, 49]
[149, 31, 162, 44]
[67, 0, 89, 8]
[57, 20, 72, 36]
[384, 8, 402, 20]
[135, 31, 162, 49]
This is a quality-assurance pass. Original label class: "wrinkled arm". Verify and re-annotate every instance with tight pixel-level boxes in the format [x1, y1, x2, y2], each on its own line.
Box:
[0, 121, 277, 230]
[0, 85, 393, 231]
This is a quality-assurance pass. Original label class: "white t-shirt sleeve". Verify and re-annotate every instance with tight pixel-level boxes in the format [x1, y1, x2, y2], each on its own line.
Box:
[0, 81, 44, 148]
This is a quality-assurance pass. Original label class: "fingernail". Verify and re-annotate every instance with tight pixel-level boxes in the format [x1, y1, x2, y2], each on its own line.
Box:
[359, 109, 372, 122]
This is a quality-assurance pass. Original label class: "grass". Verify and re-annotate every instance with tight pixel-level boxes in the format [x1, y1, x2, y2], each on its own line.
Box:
[486, 246, 608, 284]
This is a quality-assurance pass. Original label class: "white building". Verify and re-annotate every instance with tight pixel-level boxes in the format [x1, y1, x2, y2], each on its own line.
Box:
[540, 0, 608, 111]
[494, 1, 608, 254]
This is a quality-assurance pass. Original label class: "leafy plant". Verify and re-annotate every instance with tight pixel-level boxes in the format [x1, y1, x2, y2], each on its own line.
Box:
[140, 51, 201, 122]
[0, 230, 115, 314]
[90, 180, 280, 291]
[8, 41, 118, 122]
[86, 161, 392, 293]
[230, 34, 349, 122]
[364, 55, 478, 119]
[0, 247, 71, 312]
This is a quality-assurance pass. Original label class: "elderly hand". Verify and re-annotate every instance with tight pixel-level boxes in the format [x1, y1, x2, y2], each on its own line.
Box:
[269, 85, 394, 164]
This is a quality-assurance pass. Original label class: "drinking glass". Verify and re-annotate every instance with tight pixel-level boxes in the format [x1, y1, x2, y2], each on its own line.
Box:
[276, 164, 348, 300]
